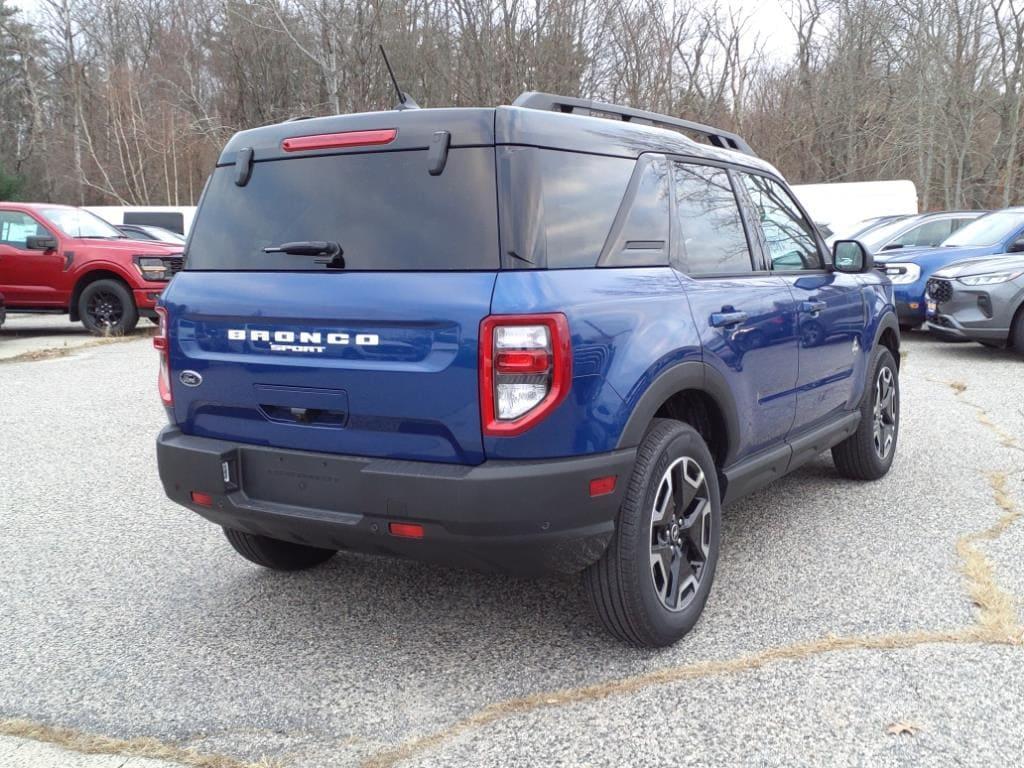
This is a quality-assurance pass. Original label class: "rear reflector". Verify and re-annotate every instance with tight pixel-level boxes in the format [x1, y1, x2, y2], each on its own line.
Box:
[281, 128, 397, 152]
[190, 491, 213, 507]
[589, 476, 617, 497]
[388, 522, 425, 539]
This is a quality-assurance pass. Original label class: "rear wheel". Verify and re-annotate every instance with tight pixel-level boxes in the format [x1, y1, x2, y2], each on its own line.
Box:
[583, 419, 721, 648]
[223, 527, 336, 571]
[832, 347, 900, 480]
[78, 279, 139, 336]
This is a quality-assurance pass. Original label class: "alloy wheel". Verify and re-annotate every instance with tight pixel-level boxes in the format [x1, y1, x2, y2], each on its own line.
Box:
[649, 456, 712, 612]
[86, 290, 124, 329]
[872, 366, 897, 459]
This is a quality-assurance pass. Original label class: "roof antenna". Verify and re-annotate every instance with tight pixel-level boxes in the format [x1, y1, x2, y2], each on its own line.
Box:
[379, 45, 420, 111]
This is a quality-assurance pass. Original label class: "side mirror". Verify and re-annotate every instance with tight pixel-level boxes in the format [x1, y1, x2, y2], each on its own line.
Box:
[833, 239, 874, 273]
[26, 235, 58, 252]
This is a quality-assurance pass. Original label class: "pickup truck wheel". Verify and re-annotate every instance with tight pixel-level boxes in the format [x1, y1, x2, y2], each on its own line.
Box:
[78, 279, 139, 336]
[832, 347, 900, 480]
[583, 419, 721, 648]
[222, 527, 336, 571]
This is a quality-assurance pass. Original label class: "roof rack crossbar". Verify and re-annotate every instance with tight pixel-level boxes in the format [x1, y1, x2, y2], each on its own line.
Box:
[511, 92, 756, 157]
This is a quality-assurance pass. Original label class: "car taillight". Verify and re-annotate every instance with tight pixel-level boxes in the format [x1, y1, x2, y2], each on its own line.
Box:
[154, 306, 172, 406]
[480, 314, 571, 436]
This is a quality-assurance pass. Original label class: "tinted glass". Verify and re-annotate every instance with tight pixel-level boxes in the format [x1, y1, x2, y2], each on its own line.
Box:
[498, 147, 633, 268]
[0, 212, 47, 248]
[672, 162, 752, 275]
[740, 173, 822, 270]
[187, 148, 499, 271]
[600, 154, 670, 267]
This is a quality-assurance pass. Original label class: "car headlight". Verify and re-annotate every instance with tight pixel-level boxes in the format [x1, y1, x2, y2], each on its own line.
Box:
[133, 255, 174, 282]
[882, 263, 921, 284]
[958, 270, 1024, 286]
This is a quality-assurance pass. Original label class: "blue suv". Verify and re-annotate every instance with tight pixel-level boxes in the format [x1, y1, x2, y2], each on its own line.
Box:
[155, 93, 902, 647]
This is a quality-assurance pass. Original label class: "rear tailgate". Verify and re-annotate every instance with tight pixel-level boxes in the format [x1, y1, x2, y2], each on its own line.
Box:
[163, 109, 499, 465]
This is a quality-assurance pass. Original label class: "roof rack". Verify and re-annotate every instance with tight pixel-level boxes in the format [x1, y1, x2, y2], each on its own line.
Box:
[511, 92, 756, 157]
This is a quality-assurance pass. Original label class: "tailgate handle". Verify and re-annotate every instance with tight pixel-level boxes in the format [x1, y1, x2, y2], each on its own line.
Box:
[260, 404, 348, 427]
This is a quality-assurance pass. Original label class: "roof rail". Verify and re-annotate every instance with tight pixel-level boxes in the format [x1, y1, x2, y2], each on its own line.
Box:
[511, 92, 756, 157]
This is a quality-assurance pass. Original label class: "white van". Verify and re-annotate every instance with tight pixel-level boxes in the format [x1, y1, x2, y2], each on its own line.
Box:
[85, 206, 197, 236]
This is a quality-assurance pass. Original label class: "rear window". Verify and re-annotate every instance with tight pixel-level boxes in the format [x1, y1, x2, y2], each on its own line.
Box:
[186, 148, 499, 271]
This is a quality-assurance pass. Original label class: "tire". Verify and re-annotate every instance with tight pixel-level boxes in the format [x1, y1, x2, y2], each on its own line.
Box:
[78, 279, 139, 336]
[223, 527, 337, 571]
[583, 419, 722, 648]
[1012, 306, 1024, 356]
[832, 347, 900, 481]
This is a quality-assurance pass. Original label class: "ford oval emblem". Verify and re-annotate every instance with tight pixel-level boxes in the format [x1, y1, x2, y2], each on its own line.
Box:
[179, 370, 203, 387]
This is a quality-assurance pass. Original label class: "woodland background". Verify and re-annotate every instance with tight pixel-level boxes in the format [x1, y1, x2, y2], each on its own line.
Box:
[0, 0, 1022, 211]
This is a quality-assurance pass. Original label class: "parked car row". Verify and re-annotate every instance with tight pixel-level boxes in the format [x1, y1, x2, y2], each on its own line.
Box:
[835, 207, 1024, 353]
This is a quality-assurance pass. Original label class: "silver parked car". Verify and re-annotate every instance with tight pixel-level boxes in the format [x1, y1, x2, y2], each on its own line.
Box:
[861, 210, 986, 254]
[925, 254, 1024, 352]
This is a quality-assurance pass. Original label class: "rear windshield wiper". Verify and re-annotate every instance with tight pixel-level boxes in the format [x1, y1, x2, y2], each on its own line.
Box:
[263, 241, 345, 269]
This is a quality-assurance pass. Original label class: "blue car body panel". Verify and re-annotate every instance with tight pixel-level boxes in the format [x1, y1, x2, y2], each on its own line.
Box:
[161, 271, 497, 465]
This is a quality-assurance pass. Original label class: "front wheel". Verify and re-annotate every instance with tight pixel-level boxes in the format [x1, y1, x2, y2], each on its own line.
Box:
[223, 528, 337, 571]
[78, 279, 139, 336]
[1012, 307, 1024, 356]
[832, 347, 900, 480]
[583, 419, 721, 648]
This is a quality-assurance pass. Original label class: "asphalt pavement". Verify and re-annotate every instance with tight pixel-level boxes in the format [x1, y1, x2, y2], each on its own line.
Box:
[0, 328, 1021, 767]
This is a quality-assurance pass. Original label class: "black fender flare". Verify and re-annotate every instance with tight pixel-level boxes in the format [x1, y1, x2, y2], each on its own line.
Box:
[872, 310, 901, 365]
[616, 360, 741, 466]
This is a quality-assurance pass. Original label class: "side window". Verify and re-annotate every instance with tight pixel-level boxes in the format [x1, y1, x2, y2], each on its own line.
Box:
[740, 173, 823, 271]
[0, 212, 45, 249]
[892, 219, 951, 249]
[600, 154, 670, 267]
[671, 162, 753, 275]
[497, 147, 634, 269]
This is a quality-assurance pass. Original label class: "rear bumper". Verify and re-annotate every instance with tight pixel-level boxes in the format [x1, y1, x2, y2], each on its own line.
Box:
[156, 427, 635, 575]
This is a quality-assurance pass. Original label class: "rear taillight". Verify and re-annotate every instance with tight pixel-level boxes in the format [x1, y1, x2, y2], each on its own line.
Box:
[154, 306, 172, 407]
[480, 314, 571, 437]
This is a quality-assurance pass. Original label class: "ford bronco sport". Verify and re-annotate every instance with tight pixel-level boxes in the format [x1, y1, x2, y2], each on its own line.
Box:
[156, 93, 901, 647]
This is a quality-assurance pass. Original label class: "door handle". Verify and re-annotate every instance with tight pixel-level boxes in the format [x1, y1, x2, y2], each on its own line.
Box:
[709, 310, 749, 328]
[800, 300, 827, 315]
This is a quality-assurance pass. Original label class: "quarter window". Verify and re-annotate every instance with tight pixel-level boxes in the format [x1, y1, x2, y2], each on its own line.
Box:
[671, 162, 753, 275]
[740, 174, 822, 271]
[600, 154, 671, 267]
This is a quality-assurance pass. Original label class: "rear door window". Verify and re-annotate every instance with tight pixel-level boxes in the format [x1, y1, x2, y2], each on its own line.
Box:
[671, 162, 754, 275]
[186, 148, 499, 271]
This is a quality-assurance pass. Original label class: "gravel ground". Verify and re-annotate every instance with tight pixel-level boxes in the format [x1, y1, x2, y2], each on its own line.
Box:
[0, 330, 1021, 767]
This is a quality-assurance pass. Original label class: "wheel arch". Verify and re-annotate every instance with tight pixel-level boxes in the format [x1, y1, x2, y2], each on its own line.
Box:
[69, 269, 134, 322]
[616, 361, 740, 471]
[873, 310, 901, 369]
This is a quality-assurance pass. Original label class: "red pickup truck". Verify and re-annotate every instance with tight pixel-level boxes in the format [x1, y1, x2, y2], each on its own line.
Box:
[0, 203, 183, 335]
